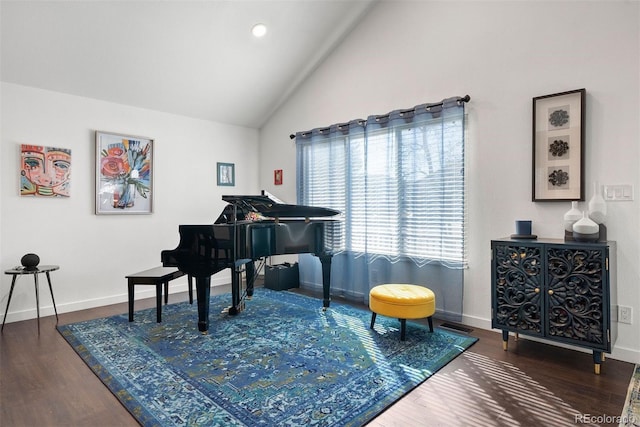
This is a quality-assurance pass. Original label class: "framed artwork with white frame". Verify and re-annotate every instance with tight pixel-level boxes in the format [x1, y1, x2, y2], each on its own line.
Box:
[95, 130, 153, 214]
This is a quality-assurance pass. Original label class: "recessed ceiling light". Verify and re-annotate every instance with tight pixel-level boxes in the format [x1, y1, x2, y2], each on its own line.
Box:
[252, 23, 267, 38]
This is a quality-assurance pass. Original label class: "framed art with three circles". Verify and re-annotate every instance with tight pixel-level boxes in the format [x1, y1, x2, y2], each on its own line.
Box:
[532, 88, 585, 201]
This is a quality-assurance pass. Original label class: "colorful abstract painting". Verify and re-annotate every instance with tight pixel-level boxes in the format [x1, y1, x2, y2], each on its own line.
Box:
[20, 144, 72, 197]
[95, 131, 153, 215]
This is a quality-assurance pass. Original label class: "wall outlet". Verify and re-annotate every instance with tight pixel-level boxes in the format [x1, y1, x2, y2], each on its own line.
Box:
[618, 305, 633, 324]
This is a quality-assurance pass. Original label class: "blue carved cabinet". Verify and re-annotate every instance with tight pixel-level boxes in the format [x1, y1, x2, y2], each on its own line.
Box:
[491, 238, 617, 374]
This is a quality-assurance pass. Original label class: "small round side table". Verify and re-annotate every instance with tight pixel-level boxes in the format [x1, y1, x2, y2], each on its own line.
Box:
[2, 265, 60, 333]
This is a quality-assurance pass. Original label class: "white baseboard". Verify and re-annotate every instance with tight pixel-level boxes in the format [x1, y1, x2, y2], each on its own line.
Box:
[1, 277, 229, 325]
[304, 284, 640, 364]
[7, 279, 639, 365]
[459, 313, 640, 364]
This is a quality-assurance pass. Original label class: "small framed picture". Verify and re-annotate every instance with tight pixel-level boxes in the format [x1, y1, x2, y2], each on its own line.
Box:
[274, 169, 283, 185]
[217, 162, 235, 186]
[95, 131, 153, 214]
[532, 89, 585, 201]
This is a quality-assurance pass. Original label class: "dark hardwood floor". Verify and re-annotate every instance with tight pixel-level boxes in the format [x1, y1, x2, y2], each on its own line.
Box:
[1, 285, 634, 426]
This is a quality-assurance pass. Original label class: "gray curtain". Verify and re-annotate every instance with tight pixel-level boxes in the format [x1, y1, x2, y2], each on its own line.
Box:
[295, 96, 467, 321]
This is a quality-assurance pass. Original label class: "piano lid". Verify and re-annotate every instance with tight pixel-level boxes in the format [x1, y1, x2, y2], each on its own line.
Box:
[221, 192, 340, 219]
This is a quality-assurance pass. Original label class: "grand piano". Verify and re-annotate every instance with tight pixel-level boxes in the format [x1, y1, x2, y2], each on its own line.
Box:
[161, 192, 342, 332]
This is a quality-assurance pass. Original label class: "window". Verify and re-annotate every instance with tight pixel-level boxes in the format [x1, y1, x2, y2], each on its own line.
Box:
[296, 99, 467, 268]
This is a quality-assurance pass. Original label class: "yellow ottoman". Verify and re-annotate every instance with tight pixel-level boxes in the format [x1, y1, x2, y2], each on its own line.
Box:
[369, 284, 436, 340]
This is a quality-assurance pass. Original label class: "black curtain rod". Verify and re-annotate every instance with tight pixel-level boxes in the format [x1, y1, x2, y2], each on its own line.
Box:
[289, 94, 470, 139]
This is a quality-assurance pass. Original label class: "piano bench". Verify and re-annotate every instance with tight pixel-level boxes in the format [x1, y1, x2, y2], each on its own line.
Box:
[126, 267, 193, 323]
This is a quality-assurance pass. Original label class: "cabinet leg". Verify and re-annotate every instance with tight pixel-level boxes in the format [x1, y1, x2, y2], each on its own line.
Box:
[502, 330, 509, 351]
[593, 351, 603, 375]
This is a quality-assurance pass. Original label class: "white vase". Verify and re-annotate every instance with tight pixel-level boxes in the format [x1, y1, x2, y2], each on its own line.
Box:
[563, 201, 582, 232]
[588, 181, 607, 224]
[573, 211, 599, 241]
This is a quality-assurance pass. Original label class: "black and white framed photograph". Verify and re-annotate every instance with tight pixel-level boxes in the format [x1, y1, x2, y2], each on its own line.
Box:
[217, 162, 235, 186]
[532, 88, 585, 201]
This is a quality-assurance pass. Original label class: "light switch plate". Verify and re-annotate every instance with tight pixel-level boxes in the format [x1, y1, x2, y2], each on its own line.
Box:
[603, 184, 634, 201]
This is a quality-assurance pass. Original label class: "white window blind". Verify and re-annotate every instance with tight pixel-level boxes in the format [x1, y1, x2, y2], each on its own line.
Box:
[296, 101, 466, 268]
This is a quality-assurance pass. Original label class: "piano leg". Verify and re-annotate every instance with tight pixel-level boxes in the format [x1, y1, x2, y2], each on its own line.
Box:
[195, 275, 211, 332]
[319, 254, 332, 309]
[229, 265, 243, 315]
[246, 261, 255, 298]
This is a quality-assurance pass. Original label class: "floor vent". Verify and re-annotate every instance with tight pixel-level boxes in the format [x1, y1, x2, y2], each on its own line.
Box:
[439, 322, 474, 334]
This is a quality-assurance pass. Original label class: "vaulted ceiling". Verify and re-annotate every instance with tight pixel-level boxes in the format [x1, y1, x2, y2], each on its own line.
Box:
[1, 1, 375, 128]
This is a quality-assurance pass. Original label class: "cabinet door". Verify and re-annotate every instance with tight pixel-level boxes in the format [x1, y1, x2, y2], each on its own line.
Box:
[546, 246, 609, 350]
[492, 243, 544, 336]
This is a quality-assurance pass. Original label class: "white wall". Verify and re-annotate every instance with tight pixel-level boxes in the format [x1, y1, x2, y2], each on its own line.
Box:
[1, 83, 259, 322]
[259, 1, 640, 363]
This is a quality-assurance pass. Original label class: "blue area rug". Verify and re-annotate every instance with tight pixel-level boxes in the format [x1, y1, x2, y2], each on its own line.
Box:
[58, 288, 477, 426]
[620, 364, 640, 426]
